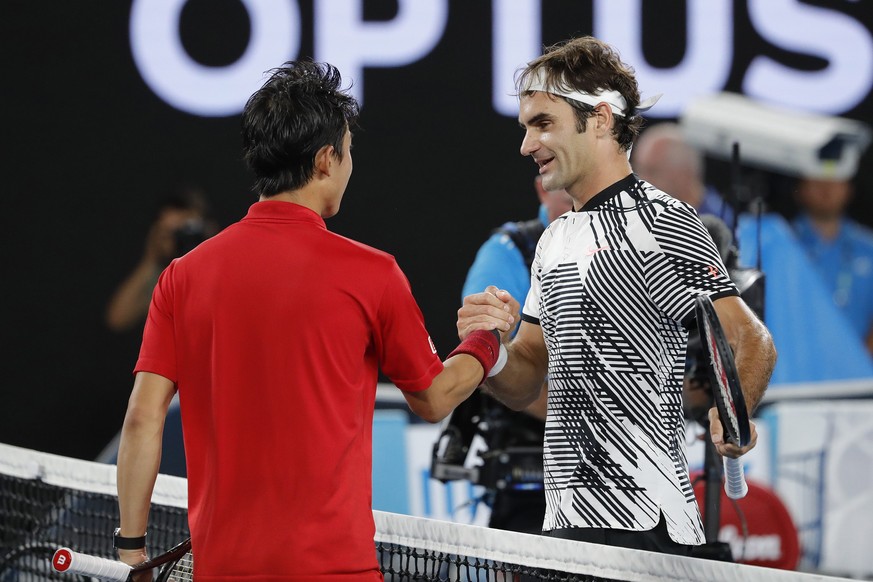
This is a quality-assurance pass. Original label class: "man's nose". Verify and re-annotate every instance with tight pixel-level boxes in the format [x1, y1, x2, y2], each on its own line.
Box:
[520, 131, 537, 157]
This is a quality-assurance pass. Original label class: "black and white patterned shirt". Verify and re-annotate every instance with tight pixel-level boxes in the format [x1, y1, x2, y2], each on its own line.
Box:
[522, 174, 738, 545]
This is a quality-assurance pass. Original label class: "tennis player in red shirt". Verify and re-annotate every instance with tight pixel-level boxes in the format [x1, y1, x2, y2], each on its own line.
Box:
[114, 60, 515, 581]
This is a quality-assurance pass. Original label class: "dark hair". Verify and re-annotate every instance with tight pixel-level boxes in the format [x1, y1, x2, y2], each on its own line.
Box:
[241, 60, 360, 197]
[516, 36, 643, 151]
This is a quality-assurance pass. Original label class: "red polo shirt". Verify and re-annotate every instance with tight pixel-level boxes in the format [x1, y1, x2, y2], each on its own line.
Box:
[135, 201, 443, 581]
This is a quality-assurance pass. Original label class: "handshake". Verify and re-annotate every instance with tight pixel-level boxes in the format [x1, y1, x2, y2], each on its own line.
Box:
[451, 287, 520, 382]
[451, 287, 548, 414]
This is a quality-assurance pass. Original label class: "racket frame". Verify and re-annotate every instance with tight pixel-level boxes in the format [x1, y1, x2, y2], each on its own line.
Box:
[694, 295, 751, 447]
[694, 294, 751, 500]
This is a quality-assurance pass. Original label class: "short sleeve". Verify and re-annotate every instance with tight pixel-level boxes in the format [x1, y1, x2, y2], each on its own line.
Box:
[134, 261, 179, 382]
[645, 204, 738, 328]
[375, 261, 444, 392]
[521, 226, 553, 326]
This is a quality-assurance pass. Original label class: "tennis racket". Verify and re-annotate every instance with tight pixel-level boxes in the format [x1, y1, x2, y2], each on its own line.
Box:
[51, 538, 192, 581]
[694, 294, 751, 500]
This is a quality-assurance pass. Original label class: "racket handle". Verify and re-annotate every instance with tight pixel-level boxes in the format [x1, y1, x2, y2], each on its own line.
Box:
[52, 547, 132, 581]
[724, 457, 749, 499]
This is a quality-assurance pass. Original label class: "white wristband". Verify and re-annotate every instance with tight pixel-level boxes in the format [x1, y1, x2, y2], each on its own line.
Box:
[487, 344, 508, 377]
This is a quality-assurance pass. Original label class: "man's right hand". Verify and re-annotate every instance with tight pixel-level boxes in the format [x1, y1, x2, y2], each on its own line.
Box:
[457, 286, 519, 342]
[117, 549, 152, 581]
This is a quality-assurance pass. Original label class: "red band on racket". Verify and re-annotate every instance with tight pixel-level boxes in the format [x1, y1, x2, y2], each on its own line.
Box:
[52, 549, 72, 572]
[447, 329, 500, 383]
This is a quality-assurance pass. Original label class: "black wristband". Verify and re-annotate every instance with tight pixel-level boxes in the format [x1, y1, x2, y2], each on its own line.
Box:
[113, 528, 147, 550]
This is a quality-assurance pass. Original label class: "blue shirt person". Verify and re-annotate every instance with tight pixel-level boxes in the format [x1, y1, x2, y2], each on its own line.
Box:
[792, 176, 873, 354]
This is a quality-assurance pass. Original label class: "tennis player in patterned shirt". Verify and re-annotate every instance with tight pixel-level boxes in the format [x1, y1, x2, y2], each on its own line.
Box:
[457, 36, 777, 555]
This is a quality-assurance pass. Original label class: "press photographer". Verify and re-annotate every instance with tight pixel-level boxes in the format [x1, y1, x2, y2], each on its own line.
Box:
[105, 188, 214, 333]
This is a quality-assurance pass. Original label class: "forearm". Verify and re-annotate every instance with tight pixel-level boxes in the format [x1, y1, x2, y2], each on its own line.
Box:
[404, 353, 484, 423]
[106, 261, 160, 331]
[116, 413, 164, 537]
[521, 380, 549, 421]
[482, 342, 547, 411]
[733, 319, 777, 414]
[116, 373, 175, 538]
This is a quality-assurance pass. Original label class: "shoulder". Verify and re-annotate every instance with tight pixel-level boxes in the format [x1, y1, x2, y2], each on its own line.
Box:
[535, 213, 570, 248]
[487, 231, 521, 252]
[632, 181, 702, 232]
[326, 231, 398, 267]
[468, 231, 528, 273]
[638, 180, 696, 214]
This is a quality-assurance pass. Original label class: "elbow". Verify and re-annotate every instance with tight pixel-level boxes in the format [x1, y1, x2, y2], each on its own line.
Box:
[406, 401, 449, 424]
[419, 412, 446, 424]
[761, 324, 778, 368]
[482, 380, 542, 412]
[121, 400, 167, 437]
[105, 308, 124, 331]
[404, 389, 454, 423]
[769, 339, 778, 367]
[503, 395, 537, 412]
[105, 307, 135, 333]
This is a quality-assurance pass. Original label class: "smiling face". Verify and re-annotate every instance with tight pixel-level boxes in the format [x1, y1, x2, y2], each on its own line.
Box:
[518, 92, 597, 200]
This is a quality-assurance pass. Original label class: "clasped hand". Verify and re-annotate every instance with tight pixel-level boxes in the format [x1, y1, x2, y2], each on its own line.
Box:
[457, 285, 520, 342]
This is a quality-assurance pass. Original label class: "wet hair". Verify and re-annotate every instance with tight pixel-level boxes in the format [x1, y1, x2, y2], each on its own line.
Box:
[241, 60, 360, 197]
[516, 36, 643, 151]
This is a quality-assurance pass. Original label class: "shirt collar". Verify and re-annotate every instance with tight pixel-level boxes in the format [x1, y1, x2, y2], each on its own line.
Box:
[243, 200, 327, 229]
[576, 174, 640, 211]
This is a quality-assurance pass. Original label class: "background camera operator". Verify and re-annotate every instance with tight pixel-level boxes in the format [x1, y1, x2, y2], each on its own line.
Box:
[432, 176, 571, 534]
[105, 187, 216, 333]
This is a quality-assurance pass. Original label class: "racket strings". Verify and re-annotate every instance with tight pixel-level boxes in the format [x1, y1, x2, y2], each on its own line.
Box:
[704, 317, 742, 440]
[160, 551, 193, 582]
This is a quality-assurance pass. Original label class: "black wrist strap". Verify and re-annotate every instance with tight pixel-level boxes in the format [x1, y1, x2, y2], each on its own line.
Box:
[113, 528, 147, 550]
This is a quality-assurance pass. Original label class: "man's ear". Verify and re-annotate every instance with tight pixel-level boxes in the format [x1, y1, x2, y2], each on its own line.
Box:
[593, 103, 613, 135]
[314, 144, 335, 177]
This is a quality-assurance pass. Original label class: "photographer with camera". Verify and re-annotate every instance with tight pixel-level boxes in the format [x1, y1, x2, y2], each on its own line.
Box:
[432, 175, 571, 534]
[105, 188, 215, 332]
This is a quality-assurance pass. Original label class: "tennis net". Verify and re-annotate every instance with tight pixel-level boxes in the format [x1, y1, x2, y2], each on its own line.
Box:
[0, 442, 855, 582]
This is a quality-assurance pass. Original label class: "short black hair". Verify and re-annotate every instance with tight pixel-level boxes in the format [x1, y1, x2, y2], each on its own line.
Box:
[241, 60, 360, 197]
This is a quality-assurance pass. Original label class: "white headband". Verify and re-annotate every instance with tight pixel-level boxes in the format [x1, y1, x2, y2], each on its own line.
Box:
[522, 69, 661, 117]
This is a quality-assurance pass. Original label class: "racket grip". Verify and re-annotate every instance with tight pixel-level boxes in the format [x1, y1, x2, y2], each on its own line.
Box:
[52, 547, 132, 581]
[724, 457, 749, 499]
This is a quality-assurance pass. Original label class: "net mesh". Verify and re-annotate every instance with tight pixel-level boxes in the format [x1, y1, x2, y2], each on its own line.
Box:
[0, 442, 854, 582]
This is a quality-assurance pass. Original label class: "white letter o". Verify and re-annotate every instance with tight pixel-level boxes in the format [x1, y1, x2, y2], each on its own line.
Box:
[130, 0, 300, 117]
